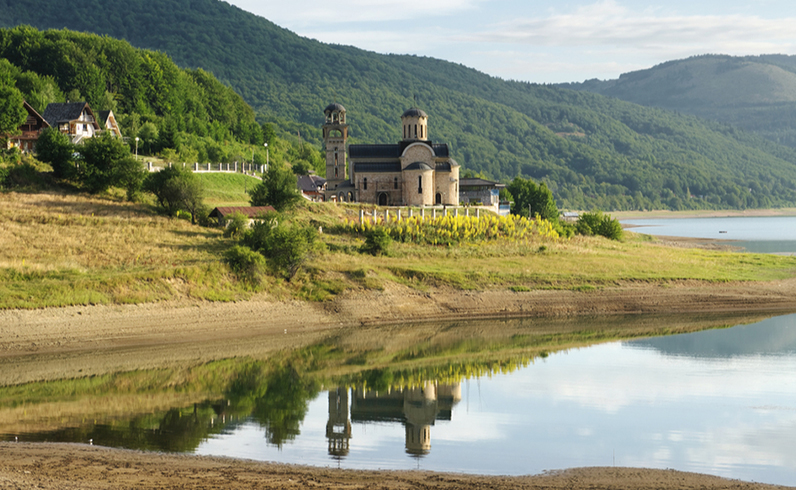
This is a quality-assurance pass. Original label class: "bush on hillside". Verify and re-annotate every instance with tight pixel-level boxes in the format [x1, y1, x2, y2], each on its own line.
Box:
[224, 244, 266, 285]
[223, 212, 249, 238]
[576, 211, 623, 240]
[241, 215, 320, 281]
[360, 228, 392, 256]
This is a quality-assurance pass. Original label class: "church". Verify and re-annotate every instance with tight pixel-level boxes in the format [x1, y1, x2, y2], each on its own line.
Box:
[322, 103, 460, 207]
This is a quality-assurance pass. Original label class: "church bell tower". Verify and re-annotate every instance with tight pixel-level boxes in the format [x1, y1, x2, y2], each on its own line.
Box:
[323, 103, 349, 182]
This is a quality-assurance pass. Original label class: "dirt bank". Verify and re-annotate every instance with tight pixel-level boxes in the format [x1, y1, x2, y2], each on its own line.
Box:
[0, 443, 789, 490]
[3, 281, 796, 488]
[2, 280, 796, 384]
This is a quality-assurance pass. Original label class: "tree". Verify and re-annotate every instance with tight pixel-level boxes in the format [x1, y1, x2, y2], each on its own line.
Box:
[507, 177, 559, 223]
[0, 81, 26, 140]
[143, 165, 206, 223]
[78, 132, 146, 198]
[242, 216, 319, 281]
[248, 162, 301, 211]
[36, 127, 74, 178]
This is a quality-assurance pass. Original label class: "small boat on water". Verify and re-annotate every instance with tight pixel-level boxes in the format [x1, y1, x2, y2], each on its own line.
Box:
[719, 231, 728, 234]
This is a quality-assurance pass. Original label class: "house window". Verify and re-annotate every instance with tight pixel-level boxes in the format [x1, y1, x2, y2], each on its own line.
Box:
[418, 176, 422, 194]
[363, 178, 367, 190]
[394, 177, 398, 189]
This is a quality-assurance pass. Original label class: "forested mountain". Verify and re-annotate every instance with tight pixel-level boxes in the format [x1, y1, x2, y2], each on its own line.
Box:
[5, 1, 796, 210]
[0, 27, 319, 169]
[561, 54, 796, 149]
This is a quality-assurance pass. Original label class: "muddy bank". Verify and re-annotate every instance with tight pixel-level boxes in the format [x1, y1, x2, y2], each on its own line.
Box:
[0, 443, 789, 490]
[3, 282, 796, 488]
[2, 280, 796, 384]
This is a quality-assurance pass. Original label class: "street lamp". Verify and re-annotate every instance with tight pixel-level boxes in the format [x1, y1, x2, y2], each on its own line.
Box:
[264, 143, 269, 172]
[135, 137, 139, 161]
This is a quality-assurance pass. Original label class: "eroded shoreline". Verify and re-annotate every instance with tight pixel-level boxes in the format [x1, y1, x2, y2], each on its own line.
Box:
[3, 281, 796, 488]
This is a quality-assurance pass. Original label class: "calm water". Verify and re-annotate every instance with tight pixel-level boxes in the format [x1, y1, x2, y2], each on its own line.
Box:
[5, 314, 796, 485]
[622, 216, 796, 253]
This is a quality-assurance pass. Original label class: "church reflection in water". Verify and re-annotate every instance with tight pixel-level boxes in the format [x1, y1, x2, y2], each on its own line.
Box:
[326, 382, 461, 459]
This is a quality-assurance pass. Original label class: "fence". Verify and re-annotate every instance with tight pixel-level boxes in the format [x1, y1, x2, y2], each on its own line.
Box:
[145, 161, 266, 179]
[357, 206, 483, 223]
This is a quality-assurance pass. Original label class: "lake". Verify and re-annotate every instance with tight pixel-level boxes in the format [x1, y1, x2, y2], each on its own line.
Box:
[3, 313, 796, 486]
[621, 216, 796, 253]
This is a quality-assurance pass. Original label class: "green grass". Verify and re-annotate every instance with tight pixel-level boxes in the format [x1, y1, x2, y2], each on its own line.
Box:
[195, 173, 262, 207]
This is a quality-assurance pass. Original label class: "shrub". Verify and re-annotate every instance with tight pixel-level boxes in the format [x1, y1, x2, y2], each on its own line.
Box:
[223, 212, 249, 238]
[0, 162, 43, 189]
[361, 228, 392, 256]
[224, 245, 266, 285]
[242, 216, 320, 280]
[576, 211, 623, 240]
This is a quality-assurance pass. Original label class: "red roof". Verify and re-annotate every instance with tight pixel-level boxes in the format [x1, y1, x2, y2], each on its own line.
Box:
[209, 206, 276, 219]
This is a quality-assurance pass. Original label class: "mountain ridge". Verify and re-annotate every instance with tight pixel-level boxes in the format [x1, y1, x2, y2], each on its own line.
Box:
[5, 1, 796, 210]
[560, 54, 796, 148]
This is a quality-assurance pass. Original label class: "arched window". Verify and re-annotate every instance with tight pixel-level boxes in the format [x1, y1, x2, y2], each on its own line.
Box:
[394, 177, 398, 189]
[418, 176, 423, 194]
[414, 124, 417, 138]
[363, 177, 367, 190]
[421, 125, 424, 139]
[335, 167, 338, 178]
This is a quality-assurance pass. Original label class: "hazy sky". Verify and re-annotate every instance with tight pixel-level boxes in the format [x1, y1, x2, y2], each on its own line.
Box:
[226, 0, 796, 84]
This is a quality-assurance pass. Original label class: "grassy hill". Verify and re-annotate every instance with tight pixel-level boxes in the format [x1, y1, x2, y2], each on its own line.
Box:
[561, 54, 796, 148]
[6, 4, 796, 210]
[3, 190, 795, 310]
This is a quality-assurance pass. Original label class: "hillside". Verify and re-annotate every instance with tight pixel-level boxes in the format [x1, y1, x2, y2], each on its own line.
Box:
[561, 54, 796, 148]
[5, 3, 796, 210]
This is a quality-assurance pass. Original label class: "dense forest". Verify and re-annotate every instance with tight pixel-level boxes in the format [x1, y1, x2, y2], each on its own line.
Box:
[561, 54, 796, 149]
[0, 26, 323, 171]
[5, 2, 796, 210]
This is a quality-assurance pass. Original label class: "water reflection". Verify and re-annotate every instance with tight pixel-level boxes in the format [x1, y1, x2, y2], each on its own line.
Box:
[627, 313, 796, 358]
[3, 312, 796, 485]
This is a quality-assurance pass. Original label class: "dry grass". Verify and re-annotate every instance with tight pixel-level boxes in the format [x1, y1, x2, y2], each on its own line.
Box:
[0, 191, 248, 307]
[3, 191, 796, 309]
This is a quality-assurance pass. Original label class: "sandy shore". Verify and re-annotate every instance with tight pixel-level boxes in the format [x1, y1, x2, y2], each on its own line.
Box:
[3, 280, 796, 488]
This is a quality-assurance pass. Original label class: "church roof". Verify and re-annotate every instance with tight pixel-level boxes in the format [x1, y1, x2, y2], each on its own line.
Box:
[349, 142, 450, 159]
[402, 107, 428, 118]
[354, 162, 402, 173]
[349, 144, 402, 159]
[324, 103, 346, 114]
[404, 162, 433, 171]
[432, 144, 449, 157]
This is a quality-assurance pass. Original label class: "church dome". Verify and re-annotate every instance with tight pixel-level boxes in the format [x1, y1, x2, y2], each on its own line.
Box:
[402, 108, 428, 118]
[404, 162, 433, 171]
[324, 103, 346, 114]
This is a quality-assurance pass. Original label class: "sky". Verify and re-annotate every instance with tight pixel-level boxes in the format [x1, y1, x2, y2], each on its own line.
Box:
[225, 0, 796, 84]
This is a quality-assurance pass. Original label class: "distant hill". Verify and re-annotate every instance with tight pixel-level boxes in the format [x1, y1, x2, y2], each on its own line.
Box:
[6, 2, 796, 211]
[561, 54, 796, 148]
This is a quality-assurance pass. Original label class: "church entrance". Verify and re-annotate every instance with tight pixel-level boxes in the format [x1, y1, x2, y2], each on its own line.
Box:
[435, 193, 442, 205]
[378, 193, 388, 206]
